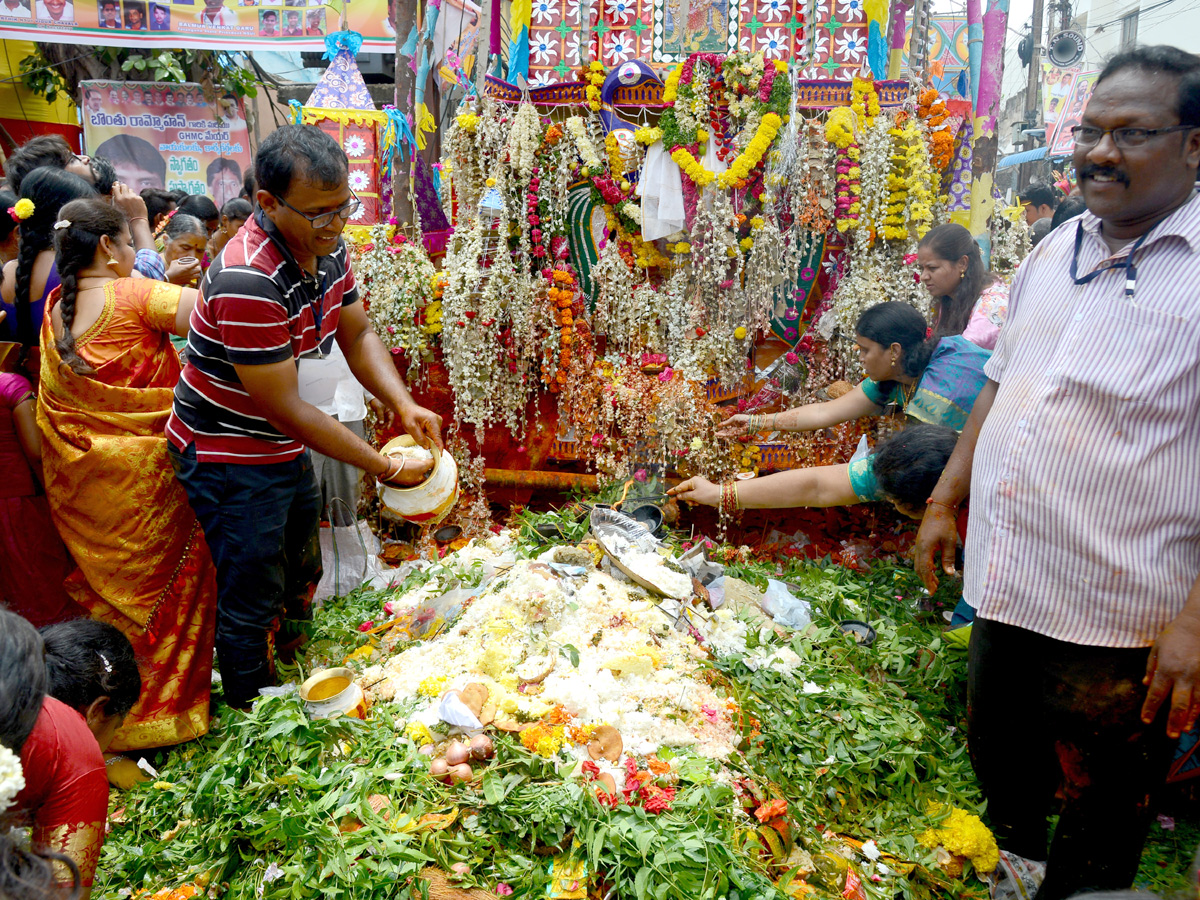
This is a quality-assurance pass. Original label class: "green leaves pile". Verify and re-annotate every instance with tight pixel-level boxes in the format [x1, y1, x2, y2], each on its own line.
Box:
[98, 544, 987, 900]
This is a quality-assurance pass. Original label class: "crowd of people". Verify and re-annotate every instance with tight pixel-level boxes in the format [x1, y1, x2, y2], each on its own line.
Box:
[0, 39, 1197, 900]
[0, 122, 444, 895]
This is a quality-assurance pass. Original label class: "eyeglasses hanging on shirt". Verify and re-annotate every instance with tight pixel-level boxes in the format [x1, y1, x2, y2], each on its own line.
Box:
[1069, 220, 1152, 302]
[299, 269, 330, 360]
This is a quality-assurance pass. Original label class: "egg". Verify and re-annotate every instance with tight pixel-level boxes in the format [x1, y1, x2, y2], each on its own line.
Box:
[445, 740, 471, 766]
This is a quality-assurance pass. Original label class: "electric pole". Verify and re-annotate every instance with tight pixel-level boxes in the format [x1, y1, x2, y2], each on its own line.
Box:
[1023, 0, 1045, 148]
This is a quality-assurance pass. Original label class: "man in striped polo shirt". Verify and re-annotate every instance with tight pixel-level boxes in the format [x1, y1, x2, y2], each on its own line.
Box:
[916, 46, 1200, 898]
[167, 124, 442, 709]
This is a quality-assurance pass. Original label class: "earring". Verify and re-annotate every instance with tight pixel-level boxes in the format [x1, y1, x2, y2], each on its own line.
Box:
[107, 256, 120, 270]
[959, 270, 966, 280]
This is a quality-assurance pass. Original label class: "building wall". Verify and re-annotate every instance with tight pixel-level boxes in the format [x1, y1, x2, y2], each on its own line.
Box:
[1080, 0, 1200, 67]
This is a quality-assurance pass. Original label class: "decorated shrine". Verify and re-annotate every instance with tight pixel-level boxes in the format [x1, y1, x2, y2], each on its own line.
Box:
[346, 20, 1029, 516]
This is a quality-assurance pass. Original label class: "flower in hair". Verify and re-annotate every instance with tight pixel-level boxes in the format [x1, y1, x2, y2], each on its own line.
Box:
[53, 219, 71, 230]
[11, 199, 34, 220]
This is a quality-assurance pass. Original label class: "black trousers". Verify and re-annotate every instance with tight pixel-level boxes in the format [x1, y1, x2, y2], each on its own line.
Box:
[967, 618, 1175, 900]
[170, 443, 323, 708]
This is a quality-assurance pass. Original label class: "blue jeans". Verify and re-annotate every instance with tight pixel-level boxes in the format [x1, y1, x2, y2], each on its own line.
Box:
[169, 444, 322, 708]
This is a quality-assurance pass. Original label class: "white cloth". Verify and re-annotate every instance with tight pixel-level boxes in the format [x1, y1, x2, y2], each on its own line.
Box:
[0, 1, 32, 18]
[296, 341, 369, 423]
[34, 0, 72, 20]
[637, 141, 685, 242]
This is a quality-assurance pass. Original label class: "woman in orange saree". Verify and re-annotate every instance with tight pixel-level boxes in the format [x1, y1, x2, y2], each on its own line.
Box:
[36, 195, 217, 753]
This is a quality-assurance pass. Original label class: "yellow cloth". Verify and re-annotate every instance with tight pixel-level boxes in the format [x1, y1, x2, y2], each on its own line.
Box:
[37, 278, 217, 750]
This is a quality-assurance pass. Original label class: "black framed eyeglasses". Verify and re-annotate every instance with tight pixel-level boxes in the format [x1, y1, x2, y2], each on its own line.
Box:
[272, 190, 361, 229]
[1070, 124, 1195, 149]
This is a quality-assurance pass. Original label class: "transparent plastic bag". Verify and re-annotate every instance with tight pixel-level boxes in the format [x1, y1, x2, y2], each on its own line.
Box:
[759, 578, 812, 629]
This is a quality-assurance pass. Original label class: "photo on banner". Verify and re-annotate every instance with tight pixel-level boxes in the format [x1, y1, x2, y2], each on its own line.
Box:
[0, 0, 405, 51]
[1040, 62, 1077, 145]
[80, 80, 252, 205]
[1047, 69, 1098, 157]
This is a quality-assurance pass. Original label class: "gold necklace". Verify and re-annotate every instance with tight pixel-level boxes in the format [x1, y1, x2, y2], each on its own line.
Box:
[900, 380, 916, 407]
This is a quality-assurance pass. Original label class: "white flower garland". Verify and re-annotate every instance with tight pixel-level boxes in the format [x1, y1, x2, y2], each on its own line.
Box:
[0, 745, 24, 814]
[505, 101, 542, 185]
[565, 116, 603, 173]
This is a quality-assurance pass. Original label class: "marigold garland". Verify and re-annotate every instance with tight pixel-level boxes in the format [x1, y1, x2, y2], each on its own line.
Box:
[658, 52, 790, 194]
[583, 61, 605, 112]
[918, 87, 955, 173]
[918, 805, 1000, 875]
[851, 75, 881, 128]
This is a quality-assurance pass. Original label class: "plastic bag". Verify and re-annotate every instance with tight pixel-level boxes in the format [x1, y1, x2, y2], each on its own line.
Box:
[759, 578, 812, 629]
[988, 851, 1045, 900]
[389, 585, 478, 642]
[314, 519, 397, 604]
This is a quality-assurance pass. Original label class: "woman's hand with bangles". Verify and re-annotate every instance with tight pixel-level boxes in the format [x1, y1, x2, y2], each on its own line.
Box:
[667, 476, 719, 507]
[716, 413, 750, 438]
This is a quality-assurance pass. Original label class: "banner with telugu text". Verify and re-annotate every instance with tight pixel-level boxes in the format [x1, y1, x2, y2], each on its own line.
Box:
[80, 80, 252, 204]
[0, 0, 403, 53]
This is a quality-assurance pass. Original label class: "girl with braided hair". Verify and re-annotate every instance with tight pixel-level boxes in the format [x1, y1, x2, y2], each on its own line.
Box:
[36, 197, 218, 756]
[0, 166, 95, 347]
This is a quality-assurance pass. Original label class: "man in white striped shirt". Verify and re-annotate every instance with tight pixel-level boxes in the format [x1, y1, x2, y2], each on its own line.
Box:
[915, 46, 1200, 899]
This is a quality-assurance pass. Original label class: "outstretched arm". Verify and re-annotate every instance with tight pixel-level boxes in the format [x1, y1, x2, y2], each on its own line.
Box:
[668, 463, 860, 509]
[336, 299, 443, 450]
[234, 359, 432, 485]
[717, 385, 883, 438]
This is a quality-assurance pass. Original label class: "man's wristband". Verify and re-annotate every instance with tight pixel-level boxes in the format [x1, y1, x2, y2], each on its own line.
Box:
[926, 498, 958, 514]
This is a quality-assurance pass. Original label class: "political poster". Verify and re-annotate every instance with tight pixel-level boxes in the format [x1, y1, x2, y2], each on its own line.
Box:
[1041, 62, 1077, 142]
[1046, 68, 1098, 157]
[80, 80, 252, 205]
[0, 0, 401, 52]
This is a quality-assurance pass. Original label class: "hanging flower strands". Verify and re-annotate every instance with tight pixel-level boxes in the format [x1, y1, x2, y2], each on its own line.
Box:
[505, 100, 543, 183]
[583, 61, 605, 112]
[881, 113, 935, 242]
[850, 74, 882, 129]
[990, 200, 1032, 278]
[542, 266, 579, 392]
[354, 223, 439, 375]
[917, 87, 955, 174]
[441, 97, 543, 433]
[826, 108, 861, 234]
[431, 59, 1007, 484]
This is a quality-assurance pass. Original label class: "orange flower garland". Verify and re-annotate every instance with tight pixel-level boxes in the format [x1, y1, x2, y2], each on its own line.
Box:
[917, 87, 954, 172]
[543, 267, 578, 392]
